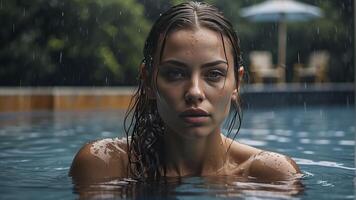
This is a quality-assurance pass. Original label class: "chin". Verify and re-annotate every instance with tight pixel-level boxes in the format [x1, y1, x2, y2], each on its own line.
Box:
[178, 126, 216, 140]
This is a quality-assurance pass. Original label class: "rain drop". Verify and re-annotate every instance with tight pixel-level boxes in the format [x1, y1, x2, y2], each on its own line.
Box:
[61, 11, 64, 17]
[23, 8, 26, 16]
[59, 52, 63, 63]
[12, 24, 15, 32]
[304, 102, 307, 112]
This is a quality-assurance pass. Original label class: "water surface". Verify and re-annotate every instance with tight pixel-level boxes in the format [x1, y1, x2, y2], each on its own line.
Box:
[0, 106, 354, 199]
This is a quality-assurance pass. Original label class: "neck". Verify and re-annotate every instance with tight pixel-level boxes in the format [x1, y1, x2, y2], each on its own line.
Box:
[163, 127, 228, 177]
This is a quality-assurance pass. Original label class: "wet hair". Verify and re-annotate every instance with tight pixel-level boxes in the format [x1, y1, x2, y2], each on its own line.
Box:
[124, 1, 243, 181]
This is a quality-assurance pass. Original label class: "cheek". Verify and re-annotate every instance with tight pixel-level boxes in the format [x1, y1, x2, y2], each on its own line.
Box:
[214, 91, 233, 115]
[155, 79, 182, 109]
[207, 83, 235, 116]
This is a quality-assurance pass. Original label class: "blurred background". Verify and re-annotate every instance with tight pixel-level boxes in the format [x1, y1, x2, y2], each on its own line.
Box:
[0, 0, 353, 86]
[0, 2, 354, 199]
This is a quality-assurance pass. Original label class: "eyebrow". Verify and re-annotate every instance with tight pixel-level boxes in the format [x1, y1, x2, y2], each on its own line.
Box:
[159, 59, 228, 68]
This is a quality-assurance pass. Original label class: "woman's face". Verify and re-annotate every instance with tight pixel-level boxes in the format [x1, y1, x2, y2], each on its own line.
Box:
[152, 27, 239, 139]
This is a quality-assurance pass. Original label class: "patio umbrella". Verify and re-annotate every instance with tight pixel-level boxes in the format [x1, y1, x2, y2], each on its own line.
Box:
[241, 0, 323, 69]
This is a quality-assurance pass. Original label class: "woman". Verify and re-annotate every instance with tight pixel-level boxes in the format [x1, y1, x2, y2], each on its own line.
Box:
[70, 1, 300, 183]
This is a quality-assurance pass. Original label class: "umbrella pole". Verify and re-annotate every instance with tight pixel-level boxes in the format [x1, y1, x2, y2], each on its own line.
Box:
[278, 20, 287, 68]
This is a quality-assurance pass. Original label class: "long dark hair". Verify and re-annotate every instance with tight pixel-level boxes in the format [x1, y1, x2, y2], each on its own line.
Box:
[124, 1, 243, 181]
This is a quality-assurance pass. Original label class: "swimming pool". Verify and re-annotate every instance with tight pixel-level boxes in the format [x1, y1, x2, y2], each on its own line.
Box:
[0, 106, 354, 199]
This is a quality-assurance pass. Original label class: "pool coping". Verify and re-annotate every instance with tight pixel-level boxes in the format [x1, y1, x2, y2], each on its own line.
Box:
[0, 83, 353, 112]
[241, 83, 354, 108]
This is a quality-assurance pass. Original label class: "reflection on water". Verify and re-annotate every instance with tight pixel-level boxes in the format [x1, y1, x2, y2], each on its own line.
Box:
[72, 176, 304, 199]
[0, 106, 354, 199]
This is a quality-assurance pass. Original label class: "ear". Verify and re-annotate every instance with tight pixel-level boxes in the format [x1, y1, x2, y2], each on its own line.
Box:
[238, 66, 244, 86]
[232, 66, 244, 102]
[231, 88, 238, 103]
[140, 63, 156, 99]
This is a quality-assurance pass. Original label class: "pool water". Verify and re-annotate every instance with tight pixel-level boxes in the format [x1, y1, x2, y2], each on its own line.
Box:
[0, 106, 354, 199]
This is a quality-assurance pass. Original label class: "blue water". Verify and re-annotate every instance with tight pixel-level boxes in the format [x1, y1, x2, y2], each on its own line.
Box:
[0, 106, 354, 199]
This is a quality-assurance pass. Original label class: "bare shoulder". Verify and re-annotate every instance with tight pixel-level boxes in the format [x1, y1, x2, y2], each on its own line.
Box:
[224, 137, 301, 181]
[224, 136, 262, 163]
[241, 151, 301, 181]
[236, 151, 301, 181]
[69, 137, 129, 182]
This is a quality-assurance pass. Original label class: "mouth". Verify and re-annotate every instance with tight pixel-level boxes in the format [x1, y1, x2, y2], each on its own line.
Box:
[179, 108, 210, 124]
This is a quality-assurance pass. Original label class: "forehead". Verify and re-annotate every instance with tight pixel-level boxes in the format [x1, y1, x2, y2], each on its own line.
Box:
[167, 27, 221, 46]
[159, 27, 232, 62]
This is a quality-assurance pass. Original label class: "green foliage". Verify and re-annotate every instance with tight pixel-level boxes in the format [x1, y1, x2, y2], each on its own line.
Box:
[0, 0, 150, 85]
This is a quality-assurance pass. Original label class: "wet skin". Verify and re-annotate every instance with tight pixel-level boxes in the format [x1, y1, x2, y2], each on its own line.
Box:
[154, 27, 237, 140]
[69, 27, 301, 184]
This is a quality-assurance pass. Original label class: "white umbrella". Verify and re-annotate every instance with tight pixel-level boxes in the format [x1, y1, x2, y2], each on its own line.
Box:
[241, 0, 323, 69]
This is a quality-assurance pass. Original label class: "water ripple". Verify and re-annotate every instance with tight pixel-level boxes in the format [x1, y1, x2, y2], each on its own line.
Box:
[295, 158, 355, 171]
[338, 140, 355, 146]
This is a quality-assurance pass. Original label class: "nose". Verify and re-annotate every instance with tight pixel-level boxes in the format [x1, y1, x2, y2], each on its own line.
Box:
[185, 74, 205, 104]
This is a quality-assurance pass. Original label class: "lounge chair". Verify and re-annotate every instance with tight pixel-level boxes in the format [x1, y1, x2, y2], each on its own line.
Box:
[293, 51, 330, 83]
[249, 51, 285, 84]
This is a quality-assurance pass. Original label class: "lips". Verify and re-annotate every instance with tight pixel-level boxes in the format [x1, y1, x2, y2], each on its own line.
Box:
[179, 108, 210, 124]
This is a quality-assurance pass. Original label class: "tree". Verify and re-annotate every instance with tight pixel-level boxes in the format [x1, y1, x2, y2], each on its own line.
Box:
[0, 0, 150, 85]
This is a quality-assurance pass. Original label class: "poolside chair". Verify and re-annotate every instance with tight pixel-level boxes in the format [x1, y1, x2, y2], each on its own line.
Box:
[249, 51, 285, 84]
[293, 51, 330, 83]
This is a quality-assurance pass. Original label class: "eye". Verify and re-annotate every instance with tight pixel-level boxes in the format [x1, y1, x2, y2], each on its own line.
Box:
[205, 69, 226, 82]
[161, 68, 186, 81]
